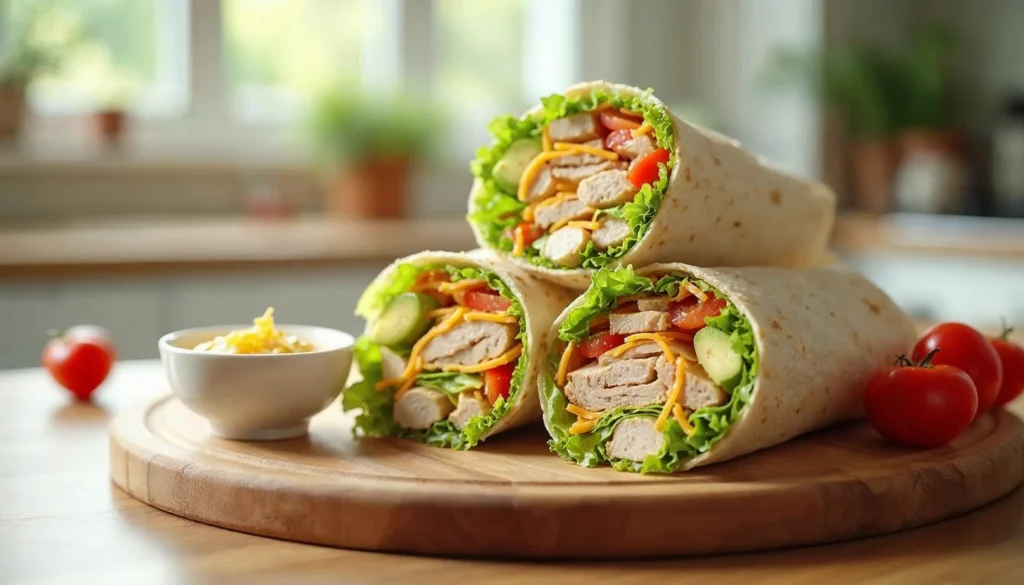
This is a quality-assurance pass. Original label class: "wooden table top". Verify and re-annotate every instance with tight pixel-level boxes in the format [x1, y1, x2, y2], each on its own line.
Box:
[4, 360, 1024, 585]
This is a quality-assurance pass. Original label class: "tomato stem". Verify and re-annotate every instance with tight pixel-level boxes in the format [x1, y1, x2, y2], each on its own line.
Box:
[999, 317, 1014, 341]
[895, 348, 940, 368]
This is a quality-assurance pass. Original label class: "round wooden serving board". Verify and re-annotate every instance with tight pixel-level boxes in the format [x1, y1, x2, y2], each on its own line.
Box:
[110, 394, 1024, 559]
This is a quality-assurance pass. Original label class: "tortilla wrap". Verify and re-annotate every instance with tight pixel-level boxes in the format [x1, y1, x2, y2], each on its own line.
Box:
[542, 263, 916, 471]
[468, 81, 836, 290]
[343, 250, 576, 447]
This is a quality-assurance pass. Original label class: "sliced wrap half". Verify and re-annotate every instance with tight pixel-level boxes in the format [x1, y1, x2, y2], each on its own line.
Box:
[343, 250, 575, 449]
[468, 81, 837, 290]
[541, 264, 916, 473]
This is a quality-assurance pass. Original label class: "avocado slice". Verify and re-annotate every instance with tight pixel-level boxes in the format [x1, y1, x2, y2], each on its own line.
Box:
[492, 138, 543, 193]
[368, 292, 440, 348]
[693, 326, 743, 388]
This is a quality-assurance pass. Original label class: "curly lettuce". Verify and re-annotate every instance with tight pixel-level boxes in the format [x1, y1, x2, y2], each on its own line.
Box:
[342, 263, 527, 449]
[468, 89, 675, 270]
[543, 266, 759, 473]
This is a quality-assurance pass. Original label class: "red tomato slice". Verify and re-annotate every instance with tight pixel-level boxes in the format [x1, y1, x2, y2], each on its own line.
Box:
[578, 332, 626, 359]
[513, 222, 544, 248]
[604, 128, 633, 151]
[628, 148, 670, 187]
[484, 362, 516, 404]
[463, 291, 511, 313]
[599, 109, 643, 131]
[669, 294, 727, 331]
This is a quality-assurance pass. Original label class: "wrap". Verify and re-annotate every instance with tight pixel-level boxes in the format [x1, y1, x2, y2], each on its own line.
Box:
[541, 263, 916, 473]
[468, 81, 836, 290]
[343, 250, 575, 449]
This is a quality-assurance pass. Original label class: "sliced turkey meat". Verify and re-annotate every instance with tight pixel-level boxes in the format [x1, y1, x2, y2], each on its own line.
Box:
[421, 320, 518, 368]
[547, 112, 600, 143]
[379, 346, 409, 380]
[543, 226, 591, 267]
[591, 217, 630, 250]
[550, 139, 608, 167]
[609, 311, 672, 335]
[569, 351, 726, 413]
[578, 169, 639, 209]
[606, 416, 664, 462]
[449, 392, 492, 430]
[550, 161, 626, 185]
[636, 296, 673, 312]
[611, 134, 656, 160]
[533, 198, 592, 230]
[393, 387, 454, 430]
[523, 166, 559, 202]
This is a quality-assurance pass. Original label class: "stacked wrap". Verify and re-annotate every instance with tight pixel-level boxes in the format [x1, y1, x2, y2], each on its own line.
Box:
[469, 81, 837, 290]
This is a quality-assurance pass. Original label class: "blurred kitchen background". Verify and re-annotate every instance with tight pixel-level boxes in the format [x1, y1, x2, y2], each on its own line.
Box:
[1, 0, 1023, 368]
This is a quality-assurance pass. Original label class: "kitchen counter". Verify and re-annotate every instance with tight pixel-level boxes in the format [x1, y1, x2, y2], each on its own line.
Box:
[832, 212, 1024, 260]
[0, 216, 476, 279]
[3, 360, 1024, 584]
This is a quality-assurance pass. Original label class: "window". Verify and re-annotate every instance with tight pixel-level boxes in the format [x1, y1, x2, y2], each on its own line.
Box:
[223, 0, 377, 122]
[2, 0, 188, 115]
[434, 0, 526, 112]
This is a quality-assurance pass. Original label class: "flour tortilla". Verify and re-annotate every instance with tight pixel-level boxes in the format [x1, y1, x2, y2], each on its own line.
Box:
[363, 250, 576, 439]
[468, 81, 837, 290]
[544, 263, 917, 470]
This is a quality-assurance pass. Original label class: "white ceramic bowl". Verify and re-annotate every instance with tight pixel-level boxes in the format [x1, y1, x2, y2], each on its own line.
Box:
[158, 325, 355, 441]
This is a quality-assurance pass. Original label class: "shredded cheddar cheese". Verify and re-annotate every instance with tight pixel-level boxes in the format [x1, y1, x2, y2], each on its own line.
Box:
[542, 126, 553, 152]
[518, 151, 574, 201]
[556, 341, 576, 387]
[512, 227, 526, 255]
[612, 333, 678, 363]
[632, 123, 654, 137]
[375, 307, 469, 391]
[686, 282, 709, 302]
[672, 403, 695, 436]
[463, 311, 518, 324]
[549, 210, 597, 233]
[552, 142, 620, 161]
[567, 403, 603, 420]
[394, 372, 420, 400]
[569, 419, 597, 435]
[474, 390, 485, 402]
[193, 307, 314, 354]
[425, 307, 458, 319]
[442, 344, 523, 373]
[567, 221, 601, 231]
[438, 279, 487, 294]
[655, 357, 687, 431]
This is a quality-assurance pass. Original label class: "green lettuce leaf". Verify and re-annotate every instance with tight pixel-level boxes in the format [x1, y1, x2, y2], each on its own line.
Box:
[468, 88, 675, 269]
[341, 262, 527, 449]
[415, 372, 483, 398]
[544, 268, 759, 473]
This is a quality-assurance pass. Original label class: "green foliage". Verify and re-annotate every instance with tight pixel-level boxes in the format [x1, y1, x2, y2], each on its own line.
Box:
[305, 87, 444, 168]
[763, 25, 956, 138]
[0, 0, 86, 88]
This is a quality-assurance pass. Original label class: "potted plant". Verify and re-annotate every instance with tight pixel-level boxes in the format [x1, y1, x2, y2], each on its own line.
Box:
[305, 88, 442, 219]
[765, 44, 906, 213]
[889, 26, 964, 214]
[0, 2, 81, 140]
[89, 76, 137, 148]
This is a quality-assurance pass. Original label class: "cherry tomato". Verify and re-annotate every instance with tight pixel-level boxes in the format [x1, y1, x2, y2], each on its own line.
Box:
[463, 291, 511, 313]
[513, 222, 544, 249]
[599, 109, 643, 131]
[991, 329, 1024, 407]
[578, 332, 626, 359]
[627, 148, 670, 187]
[42, 325, 116, 401]
[864, 351, 978, 448]
[669, 294, 727, 331]
[604, 128, 634, 151]
[484, 362, 515, 404]
[913, 322, 1002, 416]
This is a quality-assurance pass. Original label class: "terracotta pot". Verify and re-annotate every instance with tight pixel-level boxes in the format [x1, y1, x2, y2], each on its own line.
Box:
[93, 109, 127, 146]
[893, 129, 966, 214]
[849, 140, 899, 214]
[325, 157, 411, 219]
[0, 86, 27, 140]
